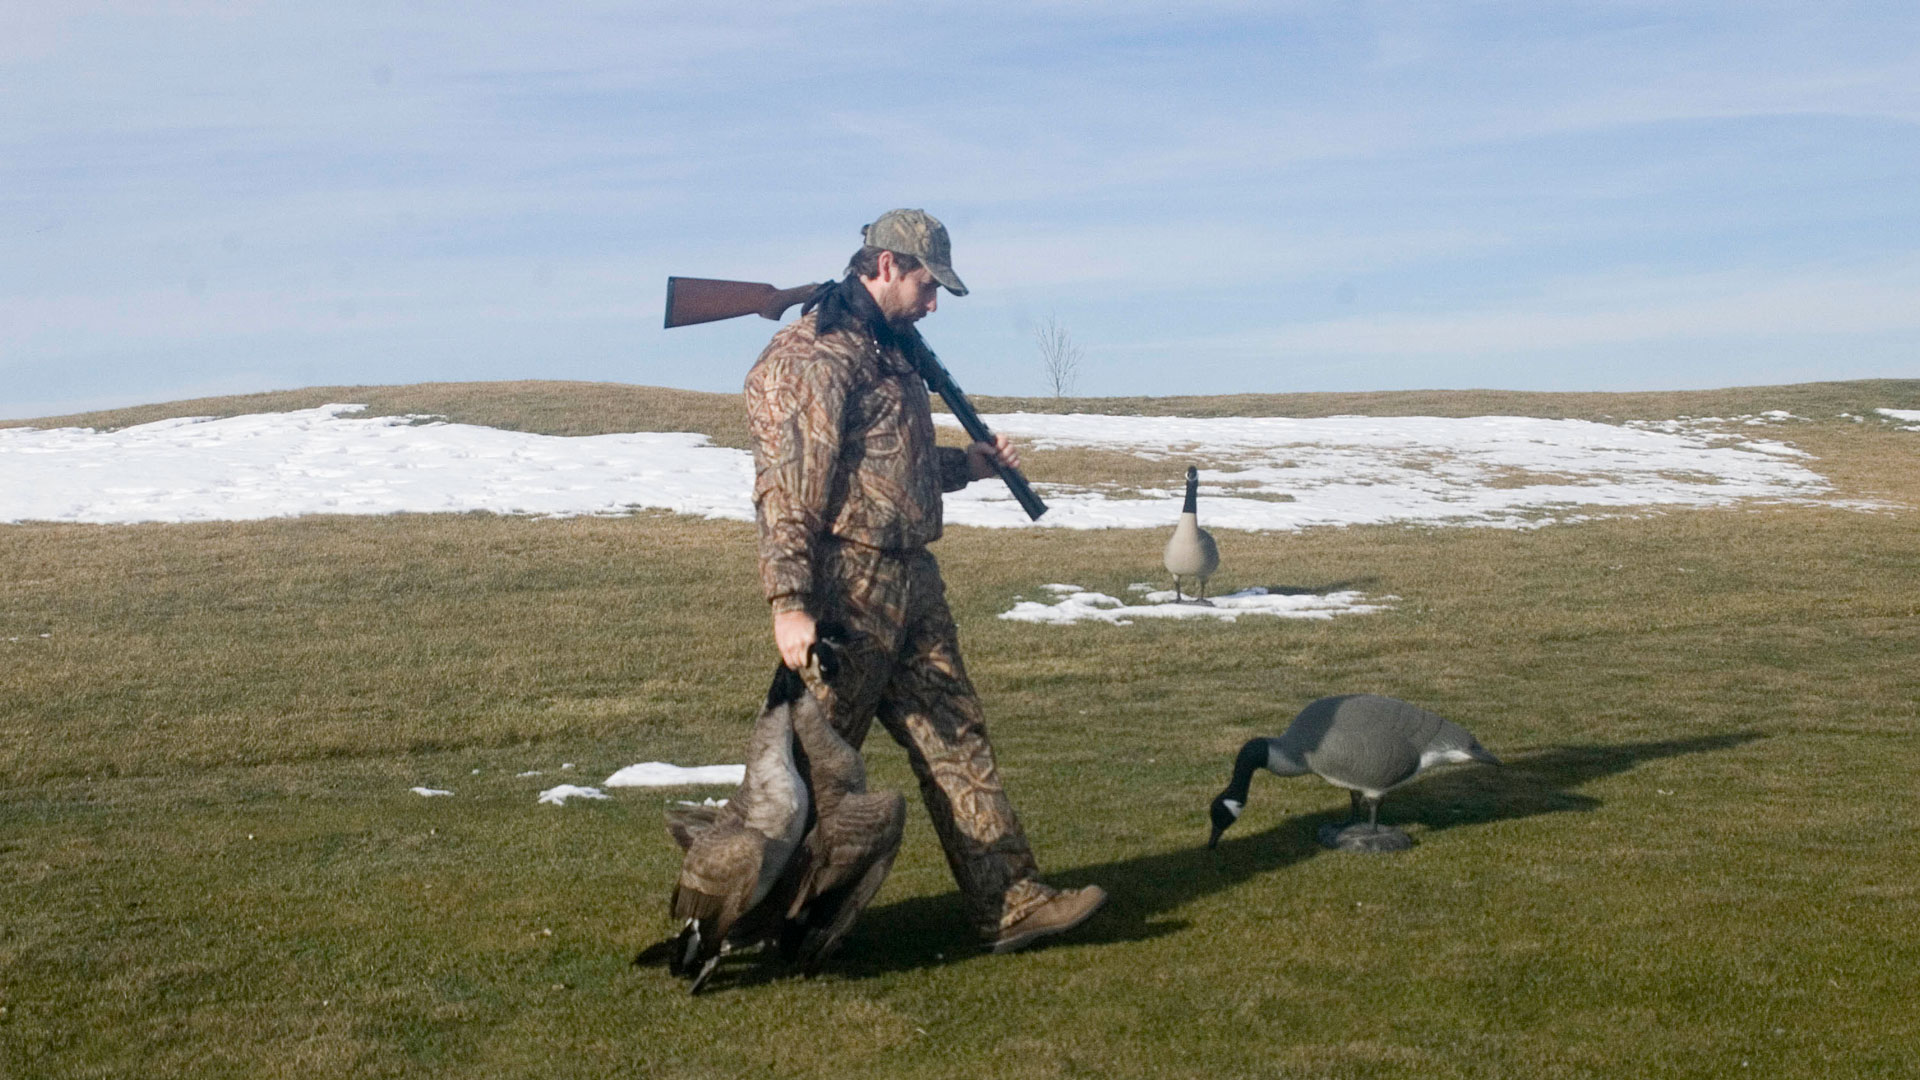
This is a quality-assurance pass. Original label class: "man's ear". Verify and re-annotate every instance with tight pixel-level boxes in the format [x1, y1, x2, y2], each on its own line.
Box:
[873, 248, 897, 282]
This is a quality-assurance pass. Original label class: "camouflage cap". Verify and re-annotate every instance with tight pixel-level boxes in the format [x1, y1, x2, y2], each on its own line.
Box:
[862, 208, 968, 296]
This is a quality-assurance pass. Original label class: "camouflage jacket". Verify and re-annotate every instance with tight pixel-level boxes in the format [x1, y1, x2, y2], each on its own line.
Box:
[743, 282, 973, 613]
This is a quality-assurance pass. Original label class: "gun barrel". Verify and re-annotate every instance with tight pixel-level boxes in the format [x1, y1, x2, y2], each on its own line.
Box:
[926, 362, 1049, 521]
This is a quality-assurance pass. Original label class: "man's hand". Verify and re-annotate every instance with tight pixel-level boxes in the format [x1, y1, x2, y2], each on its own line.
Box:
[966, 433, 1021, 481]
[773, 608, 817, 670]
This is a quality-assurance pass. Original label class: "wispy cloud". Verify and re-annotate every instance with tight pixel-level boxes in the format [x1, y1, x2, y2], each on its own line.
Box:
[4, 3, 1917, 414]
[1242, 260, 1920, 357]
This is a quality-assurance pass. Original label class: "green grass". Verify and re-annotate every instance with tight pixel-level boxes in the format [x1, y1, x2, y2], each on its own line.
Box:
[4, 381, 1920, 1078]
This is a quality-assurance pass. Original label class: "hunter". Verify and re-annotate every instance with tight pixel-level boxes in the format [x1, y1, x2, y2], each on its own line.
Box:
[743, 208, 1106, 953]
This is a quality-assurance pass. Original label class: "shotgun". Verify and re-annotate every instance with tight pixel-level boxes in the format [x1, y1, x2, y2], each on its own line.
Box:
[664, 276, 1049, 521]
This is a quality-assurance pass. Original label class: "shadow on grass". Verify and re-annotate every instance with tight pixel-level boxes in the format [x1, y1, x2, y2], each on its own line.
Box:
[1260, 577, 1379, 596]
[649, 731, 1762, 991]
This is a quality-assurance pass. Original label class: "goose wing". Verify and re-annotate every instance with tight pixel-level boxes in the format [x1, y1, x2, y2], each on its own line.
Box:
[664, 801, 729, 851]
[1306, 724, 1421, 794]
[783, 790, 906, 971]
[672, 825, 765, 923]
[1195, 526, 1219, 577]
[1287, 695, 1425, 794]
[786, 790, 905, 917]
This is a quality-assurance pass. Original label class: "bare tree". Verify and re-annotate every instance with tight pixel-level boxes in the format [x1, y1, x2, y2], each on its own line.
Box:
[1036, 314, 1083, 398]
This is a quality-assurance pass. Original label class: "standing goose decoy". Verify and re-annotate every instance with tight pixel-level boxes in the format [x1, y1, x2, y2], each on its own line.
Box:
[664, 658, 813, 993]
[1163, 465, 1220, 604]
[1207, 694, 1500, 852]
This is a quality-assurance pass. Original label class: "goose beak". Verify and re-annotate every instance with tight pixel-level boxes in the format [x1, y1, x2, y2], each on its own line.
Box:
[1207, 825, 1224, 849]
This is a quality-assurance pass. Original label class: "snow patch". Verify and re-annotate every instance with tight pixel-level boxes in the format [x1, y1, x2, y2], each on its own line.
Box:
[537, 784, 609, 806]
[1000, 584, 1393, 625]
[604, 762, 745, 788]
[0, 404, 1862, 530]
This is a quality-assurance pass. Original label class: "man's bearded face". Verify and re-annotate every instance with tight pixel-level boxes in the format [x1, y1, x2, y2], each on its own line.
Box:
[871, 261, 941, 327]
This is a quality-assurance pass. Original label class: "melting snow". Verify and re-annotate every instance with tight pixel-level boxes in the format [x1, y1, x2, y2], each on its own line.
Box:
[0, 403, 1867, 530]
[934, 412, 1838, 529]
[604, 762, 745, 788]
[544, 763, 745, 805]
[410, 787, 453, 797]
[537, 784, 609, 806]
[0, 404, 749, 524]
[1877, 408, 1920, 429]
[1000, 584, 1394, 624]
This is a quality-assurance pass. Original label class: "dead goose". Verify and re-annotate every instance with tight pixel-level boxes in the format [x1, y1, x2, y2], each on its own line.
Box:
[772, 638, 905, 974]
[1163, 465, 1220, 603]
[664, 634, 904, 988]
[1207, 694, 1500, 849]
[665, 659, 813, 993]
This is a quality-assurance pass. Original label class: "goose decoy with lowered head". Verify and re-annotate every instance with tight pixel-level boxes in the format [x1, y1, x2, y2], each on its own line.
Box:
[1163, 465, 1220, 603]
[1207, 694, 1500, 850]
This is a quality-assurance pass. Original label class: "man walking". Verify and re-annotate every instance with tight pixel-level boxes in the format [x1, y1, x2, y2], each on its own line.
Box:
[743, 209, 1105, 953]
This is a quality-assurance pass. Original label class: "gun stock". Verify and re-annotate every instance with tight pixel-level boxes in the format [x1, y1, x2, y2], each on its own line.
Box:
[664, 277, 824, 329]
[663, 276, 1049, 521]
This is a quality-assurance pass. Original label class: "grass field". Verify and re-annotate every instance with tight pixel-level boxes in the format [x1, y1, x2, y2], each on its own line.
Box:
[4, 380, 1920, 1078]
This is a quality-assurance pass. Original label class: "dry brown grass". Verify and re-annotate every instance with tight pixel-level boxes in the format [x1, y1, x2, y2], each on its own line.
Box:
[967, 378, 1920, 422]
[16, 377, 1919, 449]
[4, 381, 754, 447]
[4, 380, 1920, 1078]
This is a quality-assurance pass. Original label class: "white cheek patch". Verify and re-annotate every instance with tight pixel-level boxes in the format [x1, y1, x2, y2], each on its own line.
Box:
[1223, 799, 1243, 818]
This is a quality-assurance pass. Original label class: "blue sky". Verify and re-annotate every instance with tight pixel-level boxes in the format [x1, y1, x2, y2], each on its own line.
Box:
[4, 2, 1917, 418]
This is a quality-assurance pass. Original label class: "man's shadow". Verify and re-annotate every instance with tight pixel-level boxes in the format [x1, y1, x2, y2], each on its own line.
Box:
[815, 730, 1762, 980]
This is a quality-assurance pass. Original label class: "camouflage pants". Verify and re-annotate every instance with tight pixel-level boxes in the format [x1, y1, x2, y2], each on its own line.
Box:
[806, 538, 1055, 936]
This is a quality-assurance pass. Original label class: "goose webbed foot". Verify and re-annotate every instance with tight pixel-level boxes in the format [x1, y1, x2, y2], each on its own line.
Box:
[668, 920, 702, 977]
[686, 954, 722, 995]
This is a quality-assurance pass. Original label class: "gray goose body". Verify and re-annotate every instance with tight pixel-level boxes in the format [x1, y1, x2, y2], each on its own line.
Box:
[1208, 694, 1500, 847]
[1163, 466, 1220, 602]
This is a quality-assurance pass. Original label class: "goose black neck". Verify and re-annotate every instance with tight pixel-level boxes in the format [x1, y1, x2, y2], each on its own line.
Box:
[1223, 738, 1265, 800]
[1183, 471, 1199, 515]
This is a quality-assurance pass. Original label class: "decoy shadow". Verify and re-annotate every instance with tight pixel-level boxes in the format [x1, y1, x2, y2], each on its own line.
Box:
[1259, 576, 1380, 597]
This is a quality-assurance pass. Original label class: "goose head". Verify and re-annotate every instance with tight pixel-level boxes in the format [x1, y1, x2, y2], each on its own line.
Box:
[1206, 738, 1277, 849]
[1207, 794, 1243, 849]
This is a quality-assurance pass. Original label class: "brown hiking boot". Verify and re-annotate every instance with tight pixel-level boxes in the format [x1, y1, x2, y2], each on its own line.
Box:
[985, 885, 1107, 954]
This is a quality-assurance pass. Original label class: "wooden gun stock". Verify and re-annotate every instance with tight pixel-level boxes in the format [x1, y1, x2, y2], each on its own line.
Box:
[662, 276, 1048, 520]
[664, 277, 825, 328]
